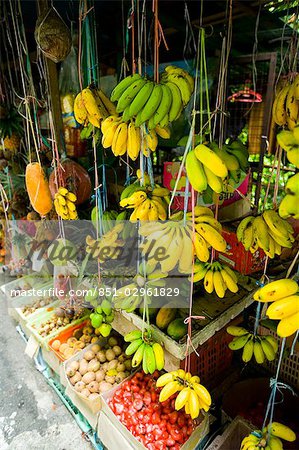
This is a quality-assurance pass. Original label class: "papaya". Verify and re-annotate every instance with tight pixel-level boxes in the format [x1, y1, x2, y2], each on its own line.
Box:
[167, 318, 187, 340]
[25, 162, 53, 216]
[156, 305, 177, 329]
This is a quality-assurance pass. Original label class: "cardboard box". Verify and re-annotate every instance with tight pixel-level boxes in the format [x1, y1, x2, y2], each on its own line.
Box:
[217, 228, 266, 275]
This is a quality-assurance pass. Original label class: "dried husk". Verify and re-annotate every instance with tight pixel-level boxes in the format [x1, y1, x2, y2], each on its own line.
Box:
[35, 7, 71, 63]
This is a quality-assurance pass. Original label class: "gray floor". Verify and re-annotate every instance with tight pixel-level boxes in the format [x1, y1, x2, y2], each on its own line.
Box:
[0, 277, 92, 450]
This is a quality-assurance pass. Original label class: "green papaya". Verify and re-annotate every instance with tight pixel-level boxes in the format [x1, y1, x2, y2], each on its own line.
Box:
[167, 318, 187, 340]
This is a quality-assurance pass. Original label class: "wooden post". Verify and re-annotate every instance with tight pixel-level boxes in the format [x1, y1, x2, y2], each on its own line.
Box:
[36, 0, 64, 152]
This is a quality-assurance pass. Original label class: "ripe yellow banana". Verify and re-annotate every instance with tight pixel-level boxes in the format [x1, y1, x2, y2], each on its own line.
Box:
[127, 122, 141, 161]
[196, 223, 227, 252]
[159, 381, 182, 402]
[194, 144, 228, 178]
[175, 387, 191, 410]
[253, 278, 298, 302]
[266, 295, 299, 320]
[268, 422, 296, 442]
[273, 85, 290, 126]
[277, 311, 299, 337]
[213, 270, 226, 298]
[74, 92, 88, 125]
[221, 268, 238, 293]
[204, 268, 214, 294]
[253, 341, 265, 364]
[152, 342, 164, 371]
[112, 122, 128, 156]
[193, 232, 210, 263]
[188, 389, 201, 419]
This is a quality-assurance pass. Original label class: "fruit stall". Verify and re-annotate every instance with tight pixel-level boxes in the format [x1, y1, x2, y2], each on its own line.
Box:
[0, 1, 299, 450]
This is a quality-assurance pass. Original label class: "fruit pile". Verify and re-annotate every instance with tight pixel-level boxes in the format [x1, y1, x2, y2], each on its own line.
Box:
[74, 86, 116, 128]
[139, 208, 226, 273]
[51, 320, 100, 359]
[22, 296, 56, 316]
[101, 115, 161, 159]
[86, 224, 125, 261]
[108, 371, 197, 449]
[192, 261, 239, 297]
[120, 185, 169, 221]
[186, 140, 249, 195]
[254, 279, 299, 338]
[227, 326, 278, 364]
[54, 187, 78, 220]
[241, 422, 296, 450]
[124, 330, 165, 374]
[279, 172, 299, 220]
[66, 336, 132, 399]
[89, 299, 114, 337]
[237, 210, 294, 257]
[157, 369, 211, 418]
[272, 74, 299, 130]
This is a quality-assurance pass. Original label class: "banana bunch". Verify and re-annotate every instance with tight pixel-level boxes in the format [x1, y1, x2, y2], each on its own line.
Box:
[276, 128, 299, 168]
[139, 207, 226, 273]
[227, 326, 278, 364]
[74, 86, 116, 128]
[186, 144, 229, 194]
[120, 185, 170, 221]
[110, 66, 194, 129]
[240, 422, 296, 450]
[54, 187, 78, 220]
[254, 278, 299, 338]
[101, 114, 162, 159]
[86, 223, 125, 262]
[272, 74, 299, 130]
[279, 172, 299, 220]
[89, 299, 114, 337]
[237, 210, 295, 257]
[156, 369, 211, 419]
[192, 261, 238, 298]
[113, 263, 167, 311]
[209, 140, 249, 186]
[124, 329, 165, 374]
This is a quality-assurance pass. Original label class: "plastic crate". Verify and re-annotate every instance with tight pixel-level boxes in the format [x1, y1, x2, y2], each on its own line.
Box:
[216, 228, 266, 275]
[258, 325, 299, 391]
[206, 416, 253, 450]
[181, 326, 234, 390]
[48, 319, 91, 361]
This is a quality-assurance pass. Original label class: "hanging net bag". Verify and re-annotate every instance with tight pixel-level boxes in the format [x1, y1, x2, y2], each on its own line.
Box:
[35, 6, 71, 63]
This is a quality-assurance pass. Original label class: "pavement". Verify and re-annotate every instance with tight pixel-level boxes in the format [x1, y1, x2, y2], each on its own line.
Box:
[0, 276, 92, 450]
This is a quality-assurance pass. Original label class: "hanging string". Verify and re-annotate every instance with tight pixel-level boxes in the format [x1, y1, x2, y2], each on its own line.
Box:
[183, 1, 196, 69]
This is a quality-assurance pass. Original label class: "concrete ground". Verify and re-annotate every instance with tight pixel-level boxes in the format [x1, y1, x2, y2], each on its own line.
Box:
[0, 276, 92, 450]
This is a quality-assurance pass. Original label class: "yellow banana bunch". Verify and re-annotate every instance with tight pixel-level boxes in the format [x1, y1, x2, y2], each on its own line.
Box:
[272, 75, 299, 130]
[240, 421, 296, 450]
[253, 278, 299, 338]
[119, 184, 169, 221]
[86, 223, 125, 262]
[156, 369, 211, 419]
[237, 211, 295, 256]
[139, 210, 226, 273]
[227, 327, 278, 364]
[191, 261, 238, 297]
[74, 86, 111, 127]
[276, 128, 299, 169]
[185, 144, 229, 194]
[124, 329, 165, 373]
[54, 187, 78, 220]
[101, 116, 159, 159]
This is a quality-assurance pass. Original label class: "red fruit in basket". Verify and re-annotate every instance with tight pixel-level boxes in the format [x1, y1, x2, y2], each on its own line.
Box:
[166, 437, 176, 447]
[169, 411, 178, 424]
[152, 411, 161, 424]
[177, 415, 186, 427]
[133, 399, 143, 411]
[114, 403, 124, 414]
[143, 391, 152, 405]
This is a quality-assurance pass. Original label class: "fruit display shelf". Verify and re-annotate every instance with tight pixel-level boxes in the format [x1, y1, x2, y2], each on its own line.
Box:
[112, 277, 256, 371]
[1, 274, 52, 304]
[15, 297, 60, 331]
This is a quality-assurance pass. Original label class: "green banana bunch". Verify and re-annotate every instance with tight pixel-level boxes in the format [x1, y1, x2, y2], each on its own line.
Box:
[124, 329, 165, 373]
[227, 327, 278, 364]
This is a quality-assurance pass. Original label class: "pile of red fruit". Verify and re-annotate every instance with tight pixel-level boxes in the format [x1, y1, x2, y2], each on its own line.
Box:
[108, 371, 197, 450]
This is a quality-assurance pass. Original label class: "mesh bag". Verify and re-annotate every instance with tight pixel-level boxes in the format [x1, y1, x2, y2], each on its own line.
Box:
[35, 7, 71, 63]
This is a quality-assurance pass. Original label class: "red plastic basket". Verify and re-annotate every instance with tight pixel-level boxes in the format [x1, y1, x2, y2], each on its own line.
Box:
[180, 327, 233, 389]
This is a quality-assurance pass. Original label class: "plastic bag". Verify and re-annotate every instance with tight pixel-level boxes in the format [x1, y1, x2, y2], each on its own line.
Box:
[59, 47, 80, 128]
